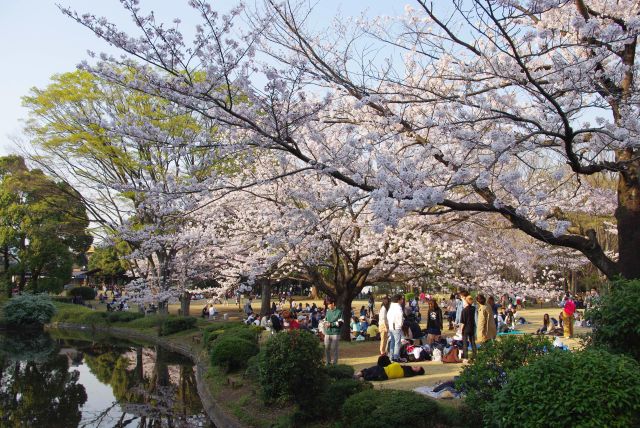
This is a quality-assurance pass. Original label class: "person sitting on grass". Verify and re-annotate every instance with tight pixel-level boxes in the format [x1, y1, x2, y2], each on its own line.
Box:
[353, 355, 426, 381]
[536, 313, 555, 334]
[350, 316, 361, 340]
[359, 316, 369, 336]
[367, 319, 380, 340]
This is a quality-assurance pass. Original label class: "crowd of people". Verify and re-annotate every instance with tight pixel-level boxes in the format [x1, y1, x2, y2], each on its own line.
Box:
[214, 287, 598, 372]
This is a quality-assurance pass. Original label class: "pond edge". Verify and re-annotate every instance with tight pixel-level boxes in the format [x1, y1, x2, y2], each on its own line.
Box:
[45, 322, 244, 428]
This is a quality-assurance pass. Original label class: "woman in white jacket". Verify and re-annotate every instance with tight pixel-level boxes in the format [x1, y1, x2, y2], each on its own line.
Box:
[386, 294, 405, 361]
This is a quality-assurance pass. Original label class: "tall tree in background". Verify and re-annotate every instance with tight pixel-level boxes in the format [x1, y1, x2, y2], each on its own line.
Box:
[23, 70, 239, 309]
[0, 156, 92, 295]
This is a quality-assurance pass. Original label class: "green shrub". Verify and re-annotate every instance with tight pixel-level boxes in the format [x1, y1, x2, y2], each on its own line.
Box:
[107, 311, 144, 323]
[68, 286, 97, 300]
[321, 378, 371, 413]
[203, 323, 258, 348]
[455, 335, 554, 416]
[437, 402, 474, 428]
[244, 355, 259, 379]
[342, 389, 439, 428]
[488, 349, 640, 428]
[159, 316, 197, 336]
[586, 278, 640, 361]
[257, 330, 326, 407]
[405, 292, 415, 302]
[2, 294, 57, 326]
[210, 336, 258, 372]
[51, 296, 74, 303]
[325, 364, 355, 380]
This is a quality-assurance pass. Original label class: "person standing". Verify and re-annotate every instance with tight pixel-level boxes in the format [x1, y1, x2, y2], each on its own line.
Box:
[378, 296, 390, 355]
[425, 299, 443, 344]
[324, 297, 342, 365]
[460, 295, 477, 359]
[487, 295, 499, 328]
[476, 294, 496, 344]
[455, 290, 469, 326]
[561, 293, 576, 338]
[368, 293, 375, 317]
[386, 294, 404, 362]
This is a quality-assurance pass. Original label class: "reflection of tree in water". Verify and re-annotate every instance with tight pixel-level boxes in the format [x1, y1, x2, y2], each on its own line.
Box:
[0, 332, 57, 363]
[0, 352, 88, 427]
[85, 345, 208, 427]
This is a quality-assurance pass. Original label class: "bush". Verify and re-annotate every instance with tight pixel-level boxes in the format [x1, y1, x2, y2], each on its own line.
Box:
[159, 316, 197, 336]
[586, 278, 640, 361]
[437, 402, 474, 428]
[244, 355, 260, 379]
[107, 311, 144, 323]
[342, 389, 439, 428]
[257, 330, 326, 407]
[326, 364, 355, 380]
[321, 378, 371, 413]
[68, 286, 97, 300]
[455, 335, 554, 416]
[51, 296, 74, 303]
[405, 292, 415, 302]
[488, 349, 640, 428]
[203, 323, 258, 348]
[210, 336, 258, 372]
[2, 294, 57, 326]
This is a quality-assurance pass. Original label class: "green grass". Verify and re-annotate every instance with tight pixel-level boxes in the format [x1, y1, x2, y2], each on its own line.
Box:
[52, 302, 100, 324]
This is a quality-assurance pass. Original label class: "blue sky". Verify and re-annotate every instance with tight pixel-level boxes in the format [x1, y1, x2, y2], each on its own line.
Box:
[0, 1, 411, 155]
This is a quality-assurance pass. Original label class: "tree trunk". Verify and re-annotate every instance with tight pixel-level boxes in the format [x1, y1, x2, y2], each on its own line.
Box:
[180, 291, 191, 317]
[616, 157, 640, 279]
[3, 246, 11, 297]
[261, 278, 272, 316]
[158, 300, 169, 315]
[309, 285, 319, 300]
[336, 291, 354, 341]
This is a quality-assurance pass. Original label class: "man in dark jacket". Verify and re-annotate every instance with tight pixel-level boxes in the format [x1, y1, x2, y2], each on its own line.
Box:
[460, 295, 477, 359]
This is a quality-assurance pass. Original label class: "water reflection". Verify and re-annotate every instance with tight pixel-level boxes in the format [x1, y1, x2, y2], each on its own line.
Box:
[0, 331, 212, 428]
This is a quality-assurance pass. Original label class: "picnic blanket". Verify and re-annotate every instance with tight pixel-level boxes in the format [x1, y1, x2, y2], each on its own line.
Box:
[497, 330, 525, 336]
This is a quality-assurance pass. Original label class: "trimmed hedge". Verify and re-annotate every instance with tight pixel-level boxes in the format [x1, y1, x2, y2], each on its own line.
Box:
[342, 389, 439, 428]
[488, 349, 640, 428]
[159, 316, 197, 336]
[68, 286, 97, 300]
[210, 336, 258, 372]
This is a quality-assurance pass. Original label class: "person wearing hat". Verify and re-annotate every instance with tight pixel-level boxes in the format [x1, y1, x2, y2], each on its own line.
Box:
[359, 315, 369, 337]
[324, 297, 343, 365]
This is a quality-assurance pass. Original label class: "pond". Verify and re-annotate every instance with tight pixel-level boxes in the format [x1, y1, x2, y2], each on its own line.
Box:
[0, 330, 214, 428]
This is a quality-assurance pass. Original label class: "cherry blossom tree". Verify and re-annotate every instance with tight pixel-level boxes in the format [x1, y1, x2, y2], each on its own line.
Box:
[58, 0, 637, 285]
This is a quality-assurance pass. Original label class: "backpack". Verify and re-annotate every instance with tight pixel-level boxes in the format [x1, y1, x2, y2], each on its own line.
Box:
[442, 346, 462, 363]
